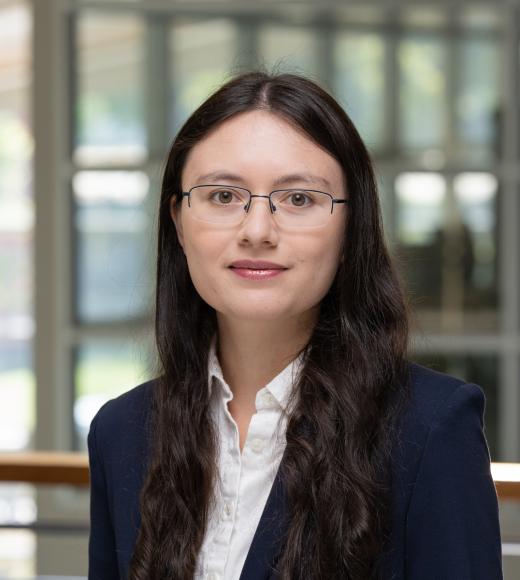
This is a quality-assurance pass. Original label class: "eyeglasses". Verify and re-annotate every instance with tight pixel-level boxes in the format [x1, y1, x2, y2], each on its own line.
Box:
[181, 184, 349, 228]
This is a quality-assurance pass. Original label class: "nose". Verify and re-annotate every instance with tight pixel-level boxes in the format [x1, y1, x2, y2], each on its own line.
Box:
[236, 195, 278, 246]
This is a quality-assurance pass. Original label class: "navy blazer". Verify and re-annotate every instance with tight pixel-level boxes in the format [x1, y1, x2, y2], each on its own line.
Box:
[88, 362, 503, 579]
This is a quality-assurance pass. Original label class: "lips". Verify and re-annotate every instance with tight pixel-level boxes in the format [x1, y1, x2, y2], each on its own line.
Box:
[229, 260, 287, 270]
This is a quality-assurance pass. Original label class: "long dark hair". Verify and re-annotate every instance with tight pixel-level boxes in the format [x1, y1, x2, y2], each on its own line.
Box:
[129, 70, 411, 580]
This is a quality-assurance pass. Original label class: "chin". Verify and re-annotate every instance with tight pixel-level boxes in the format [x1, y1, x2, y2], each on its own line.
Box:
[218, 306, 293, 323]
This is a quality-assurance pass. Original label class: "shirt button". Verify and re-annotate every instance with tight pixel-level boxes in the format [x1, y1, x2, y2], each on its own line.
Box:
[207, 573, 219, 580]
[224, 502, 231, 517]
[249, 438, 265, 453]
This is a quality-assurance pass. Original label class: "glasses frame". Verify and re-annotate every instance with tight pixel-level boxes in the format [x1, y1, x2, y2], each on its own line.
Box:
[181, 184, 350, 219]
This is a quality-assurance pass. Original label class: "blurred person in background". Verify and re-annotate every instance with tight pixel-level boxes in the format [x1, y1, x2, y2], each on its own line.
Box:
[87, 70, 502, 580]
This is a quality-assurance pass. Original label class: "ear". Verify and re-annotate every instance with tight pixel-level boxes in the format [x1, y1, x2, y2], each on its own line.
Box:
[170, 196, 185, 250]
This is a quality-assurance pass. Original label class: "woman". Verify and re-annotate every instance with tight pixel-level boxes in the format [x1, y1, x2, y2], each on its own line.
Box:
[87, 71, 503, 580]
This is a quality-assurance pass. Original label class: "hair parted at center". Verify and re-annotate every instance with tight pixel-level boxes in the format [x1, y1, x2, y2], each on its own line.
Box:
[128, 69, 412, 580]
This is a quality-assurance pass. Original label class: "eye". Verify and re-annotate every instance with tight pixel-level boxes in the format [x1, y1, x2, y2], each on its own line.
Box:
[211, 189, 238, 204]
[287, 191, 313, 207]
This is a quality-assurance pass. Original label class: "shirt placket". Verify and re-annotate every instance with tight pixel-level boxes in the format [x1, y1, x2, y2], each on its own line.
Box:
[203, 392, 243, 580]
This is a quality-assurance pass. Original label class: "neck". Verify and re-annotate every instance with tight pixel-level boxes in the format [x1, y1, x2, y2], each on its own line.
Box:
[215, 310, 317, 410]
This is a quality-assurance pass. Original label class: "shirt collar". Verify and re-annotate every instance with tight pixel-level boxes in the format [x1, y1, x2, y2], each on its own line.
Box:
[207, 334, 306, 412]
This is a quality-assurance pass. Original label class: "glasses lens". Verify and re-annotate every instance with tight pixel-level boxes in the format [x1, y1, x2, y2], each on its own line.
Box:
[271, 189, 332, 227]
[189, 185, 249, 224]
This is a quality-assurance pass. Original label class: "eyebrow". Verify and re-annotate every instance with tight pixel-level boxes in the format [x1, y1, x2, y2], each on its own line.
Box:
[194, 170, 333, 191]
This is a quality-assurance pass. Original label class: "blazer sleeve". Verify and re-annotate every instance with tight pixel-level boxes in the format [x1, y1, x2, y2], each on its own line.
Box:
[88, 406, 120, 579]
[405, 382, 503, 579]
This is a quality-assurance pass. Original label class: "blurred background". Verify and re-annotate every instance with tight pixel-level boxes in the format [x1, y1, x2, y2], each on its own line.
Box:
[0, 0, 519, 577]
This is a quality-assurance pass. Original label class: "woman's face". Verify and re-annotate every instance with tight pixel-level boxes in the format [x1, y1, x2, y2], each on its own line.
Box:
[170, 110, 347, 324]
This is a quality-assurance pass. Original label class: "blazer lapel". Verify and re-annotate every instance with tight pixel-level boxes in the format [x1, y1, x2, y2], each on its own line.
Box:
[239, 462, 289, 580]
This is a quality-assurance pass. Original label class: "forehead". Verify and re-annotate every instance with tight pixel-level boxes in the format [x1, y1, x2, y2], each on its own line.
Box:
[181, 110, 345, 192]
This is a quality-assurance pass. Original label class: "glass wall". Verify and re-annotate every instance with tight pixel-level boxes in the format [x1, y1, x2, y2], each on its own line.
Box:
[71, 11, 154, 452]
[394, 171, 499, 331]
[0, 1, 35, 576]
[0, 0, 33, 452]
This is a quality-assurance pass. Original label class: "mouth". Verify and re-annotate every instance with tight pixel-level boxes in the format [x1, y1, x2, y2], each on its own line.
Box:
[230, 266, 287, 280]
[228, 259, 289, 281]
[229, 260, 288, 270]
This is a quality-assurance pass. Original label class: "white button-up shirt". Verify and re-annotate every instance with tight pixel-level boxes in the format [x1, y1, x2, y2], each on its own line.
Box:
[195, 337, 304, 580]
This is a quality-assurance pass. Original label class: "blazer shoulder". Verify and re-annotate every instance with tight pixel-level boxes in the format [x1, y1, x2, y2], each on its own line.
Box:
[89, 378, 156, 460]
[404, 361, 483, 429]
[392, 362, 487, 477]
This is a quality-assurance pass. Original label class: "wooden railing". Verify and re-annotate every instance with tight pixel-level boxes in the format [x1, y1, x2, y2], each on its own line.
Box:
[0, 452, 89, 486]
[491, 462, 520, 501]
[0, 452, 519, 500]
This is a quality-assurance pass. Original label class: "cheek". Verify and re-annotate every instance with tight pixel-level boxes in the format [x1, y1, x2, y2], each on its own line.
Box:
[181, 226, 228, 299]
[294, 230, 344, 298]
